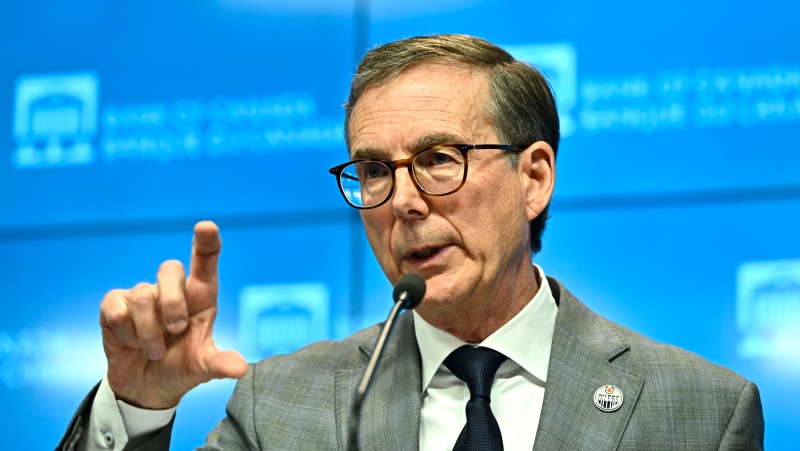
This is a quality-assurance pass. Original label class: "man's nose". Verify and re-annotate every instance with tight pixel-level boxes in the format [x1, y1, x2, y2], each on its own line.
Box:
[391, 166, 428, 219]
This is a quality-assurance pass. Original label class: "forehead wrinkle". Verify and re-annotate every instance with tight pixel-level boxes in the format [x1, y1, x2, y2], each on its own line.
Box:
[351, 132, 461, 162]
[347, 64, 495, 161]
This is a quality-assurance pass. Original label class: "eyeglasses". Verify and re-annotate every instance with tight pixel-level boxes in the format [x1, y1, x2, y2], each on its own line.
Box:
[329, 144, 521, 209]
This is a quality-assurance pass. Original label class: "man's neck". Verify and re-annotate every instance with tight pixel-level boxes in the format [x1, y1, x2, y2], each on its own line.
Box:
[417, 261, 540, 343]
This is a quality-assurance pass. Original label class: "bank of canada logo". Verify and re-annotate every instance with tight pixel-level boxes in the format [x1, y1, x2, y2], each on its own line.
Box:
[737, 259, 800, 358]
[503, 43, 577, 138]
[12, 73, 99, 168]
[238, 283, 329, 360]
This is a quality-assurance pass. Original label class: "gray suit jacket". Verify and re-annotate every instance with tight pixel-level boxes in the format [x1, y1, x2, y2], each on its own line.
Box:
[59, 277, 764, 450]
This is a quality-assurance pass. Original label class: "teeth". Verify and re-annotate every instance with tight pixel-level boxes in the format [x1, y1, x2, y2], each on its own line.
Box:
[414, 248, 436, 258]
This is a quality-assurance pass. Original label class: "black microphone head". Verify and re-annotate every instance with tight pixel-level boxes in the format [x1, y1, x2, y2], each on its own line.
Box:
[393, 273, 426, 309]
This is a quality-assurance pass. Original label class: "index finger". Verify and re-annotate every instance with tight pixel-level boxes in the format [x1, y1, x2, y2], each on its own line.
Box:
[190, 220, 222, 284]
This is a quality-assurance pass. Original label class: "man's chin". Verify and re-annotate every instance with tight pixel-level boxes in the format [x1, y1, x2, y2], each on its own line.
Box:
[413, 278, 464, 313]
[392, 265, 469, 313]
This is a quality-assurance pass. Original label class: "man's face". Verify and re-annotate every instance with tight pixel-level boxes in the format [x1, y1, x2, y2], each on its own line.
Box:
[348, 63, 547, 325]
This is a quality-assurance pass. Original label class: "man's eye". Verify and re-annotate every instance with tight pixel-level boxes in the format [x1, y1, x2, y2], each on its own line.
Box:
[419, 150, 458, 167]
[361, 163, 389, 179]
[432, 152, 453, 165]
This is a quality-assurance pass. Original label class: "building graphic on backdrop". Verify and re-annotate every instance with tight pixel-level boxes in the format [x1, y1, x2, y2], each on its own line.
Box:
[12, 73, 99, 168]
[736, 259, 800, 358]
[239, 283, 330, 361]
[504, 43, 578, 138]
[11, 72, 343, 168]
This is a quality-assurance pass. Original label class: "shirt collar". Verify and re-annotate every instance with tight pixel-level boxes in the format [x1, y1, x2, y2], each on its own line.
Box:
[413, 264, 558, 393]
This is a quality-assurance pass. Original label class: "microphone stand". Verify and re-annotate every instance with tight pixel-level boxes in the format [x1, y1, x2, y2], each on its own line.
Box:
[347, 292, 411, 451]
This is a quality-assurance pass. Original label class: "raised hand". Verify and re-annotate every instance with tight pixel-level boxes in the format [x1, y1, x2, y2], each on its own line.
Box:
[99, 221, 248, 409]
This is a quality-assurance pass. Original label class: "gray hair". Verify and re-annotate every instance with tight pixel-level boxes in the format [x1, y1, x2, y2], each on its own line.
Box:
[344, 34, 559, 254]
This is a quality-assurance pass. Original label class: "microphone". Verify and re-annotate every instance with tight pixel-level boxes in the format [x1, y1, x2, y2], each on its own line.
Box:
[392, 273, 426, 310]
[348, 273, 426, 451]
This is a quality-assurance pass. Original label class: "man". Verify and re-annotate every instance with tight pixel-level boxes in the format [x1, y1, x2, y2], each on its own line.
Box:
[59, 34, 764, 451]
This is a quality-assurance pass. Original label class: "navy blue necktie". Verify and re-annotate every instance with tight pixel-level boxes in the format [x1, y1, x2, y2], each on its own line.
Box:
[443, 346, 508, 451]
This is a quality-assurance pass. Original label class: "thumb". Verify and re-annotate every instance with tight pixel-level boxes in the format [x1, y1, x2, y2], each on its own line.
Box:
[206, 349, 249, 380]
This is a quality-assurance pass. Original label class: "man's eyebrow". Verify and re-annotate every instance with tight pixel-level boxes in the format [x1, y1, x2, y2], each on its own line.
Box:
[350, 132, 463, 161]
[408, 133, 462, 152]
[351, 146, 389, 161]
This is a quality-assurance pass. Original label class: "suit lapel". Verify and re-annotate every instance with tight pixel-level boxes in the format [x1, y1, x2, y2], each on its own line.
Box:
[533, 280, 644, 450]
[335, 312, 422, 450]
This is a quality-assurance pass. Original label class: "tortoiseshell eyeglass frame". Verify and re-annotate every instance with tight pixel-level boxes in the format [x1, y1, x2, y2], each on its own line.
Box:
[328, 144, 523, 210]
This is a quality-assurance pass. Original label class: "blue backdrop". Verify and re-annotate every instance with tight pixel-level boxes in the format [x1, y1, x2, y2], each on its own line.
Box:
[1, 0, 798, 449]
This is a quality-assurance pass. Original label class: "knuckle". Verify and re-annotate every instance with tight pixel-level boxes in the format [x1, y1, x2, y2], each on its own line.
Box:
[104, 305, 129, 327]
[106, 288, 126, 298]
[132, 282, 153, 291]
[101, 290, 128, 322]
[137, 328, 162, 343]
[101, 288, 125, 306]
[129, 284, 155, 309]
[128, 295, 149, 310]
[159, 259, 185, 275]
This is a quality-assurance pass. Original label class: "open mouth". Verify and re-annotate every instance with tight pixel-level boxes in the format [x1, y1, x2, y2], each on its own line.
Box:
[410, 247, 443, 260]
[413, 248, 438, 258]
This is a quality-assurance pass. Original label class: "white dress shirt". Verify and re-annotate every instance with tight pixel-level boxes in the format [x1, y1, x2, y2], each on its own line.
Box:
[81, 265, 557, 450]
[78, 377, 175, 450]
[415, 264, 558, 451]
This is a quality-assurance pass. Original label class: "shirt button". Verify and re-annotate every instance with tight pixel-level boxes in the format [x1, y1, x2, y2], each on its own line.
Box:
[103, 431, 115, 447]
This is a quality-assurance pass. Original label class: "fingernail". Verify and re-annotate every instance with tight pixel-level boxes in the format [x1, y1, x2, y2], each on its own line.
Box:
[147, 347, 165, 360]
[166, 318, 187, 333]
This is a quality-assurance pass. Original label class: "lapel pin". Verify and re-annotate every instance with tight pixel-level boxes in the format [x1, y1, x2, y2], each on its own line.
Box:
[593, 385, 624, 412]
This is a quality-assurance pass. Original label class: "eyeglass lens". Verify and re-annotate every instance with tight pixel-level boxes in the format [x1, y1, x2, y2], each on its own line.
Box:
[339, 146, 466, 208]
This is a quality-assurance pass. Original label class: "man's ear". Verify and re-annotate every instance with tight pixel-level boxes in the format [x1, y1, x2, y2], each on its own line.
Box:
[518, 141, 555, 222]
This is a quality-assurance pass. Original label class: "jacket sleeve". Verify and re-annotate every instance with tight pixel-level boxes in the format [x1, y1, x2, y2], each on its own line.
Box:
[55, 380, 174, 451]
[717, 381, 764, 451]
[197, 364, 260, 451]
[56, 382, 101, 451]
